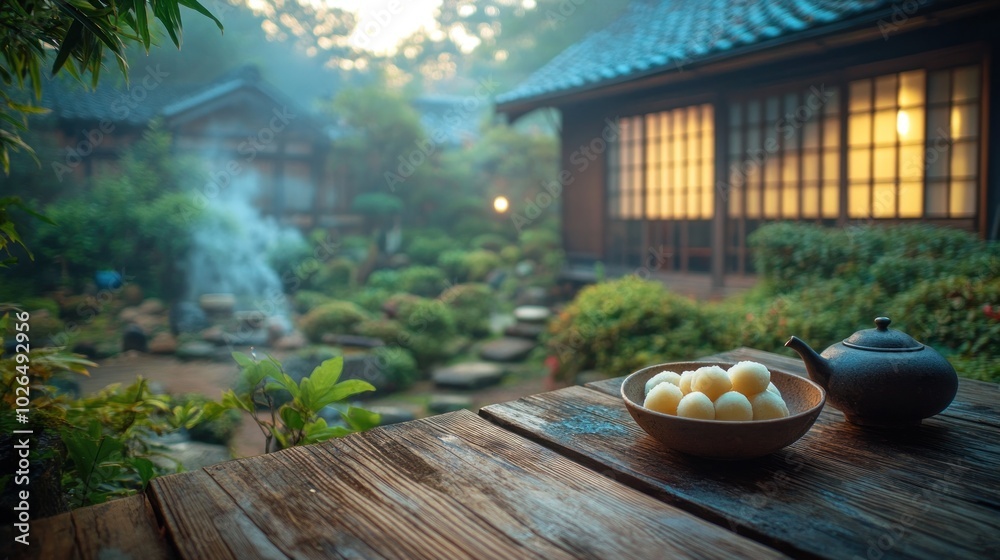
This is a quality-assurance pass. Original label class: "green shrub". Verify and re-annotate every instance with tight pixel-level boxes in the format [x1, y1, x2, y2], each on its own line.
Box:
[405, 233, 459, 265]
[351, 193, 404, 216]
[12, 297, 60, 316]
[519, 228, 560, 260]
[499, 245, 522, 265]
[545, 276, 710, 381]
[441, 283, 494, 337]
[353, 319, 406, 343]
[299, 301, 370, 343]
[395, 297, 457, 366]
[292, 291, 332, 314]
[437, 249, 470, 280]
[309, 258, 356, 293]
[464, 250, 502, 282]
[173, 393, 242, 445]
[366, 269, 401, 291]
[750, 223, 995, 292]
[349, 287, 392, 313]
[892, 276, 1000, 357]
[371, 346, 420, 389]
[398, 266, 447, 297]
[470, 233, 509, 252]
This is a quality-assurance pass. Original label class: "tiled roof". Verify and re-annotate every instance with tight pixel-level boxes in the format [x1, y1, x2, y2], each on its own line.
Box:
[497, 0, 902, 106]
[42, 77, 197, 126]
[41, 65, 318, 129]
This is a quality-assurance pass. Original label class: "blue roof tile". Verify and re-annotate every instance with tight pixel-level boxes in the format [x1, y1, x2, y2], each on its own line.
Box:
[497, 0, 898, 106]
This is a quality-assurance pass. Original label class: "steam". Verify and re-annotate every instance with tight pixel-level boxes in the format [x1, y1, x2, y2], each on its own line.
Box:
[185, 171, 299, 333]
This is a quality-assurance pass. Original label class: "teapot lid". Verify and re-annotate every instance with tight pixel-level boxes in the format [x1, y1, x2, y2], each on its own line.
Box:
[843, 317, 923, 351]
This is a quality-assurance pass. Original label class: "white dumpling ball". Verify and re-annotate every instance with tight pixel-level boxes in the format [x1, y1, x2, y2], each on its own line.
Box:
[676, 391, 716, 420]
[714, 391, 753, 421]
[766, 382, 781, 397]
[750, 390, 790, 420]
[644, 370, 681, 396]
[727, 361, 771, 396]
[692, 366, 732, 401]
[643, 381, 684, 415]
[678, 371, 696, 394]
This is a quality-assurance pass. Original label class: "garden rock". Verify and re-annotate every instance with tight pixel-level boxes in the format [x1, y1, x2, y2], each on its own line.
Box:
[176, 341, 218, 361]
[122, 284, 144, 305]
[170, 301, 210, 334]
[199, 293, 236, 318]
[479, 337, 536, 362]
[148, 332, 178, 354]
[224, 329, 269, 348]
[514, 305, 551, 324]
[201, 326, 226, 345]
[515, 286, 549, 307]
[503, 322, 547, 340]
[118, 306, 141, 324]
[273, 330, 307, 350]
[321, 334, 385, 349]
[432, 362, 505, 389]
[428, 394, 473, 414]
[138, 298, 166, 315]
[122, 324, 148, 352]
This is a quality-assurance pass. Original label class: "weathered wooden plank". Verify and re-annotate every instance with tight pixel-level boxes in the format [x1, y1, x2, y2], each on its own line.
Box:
[480, 385, 1000, 560]
[195, 410, 786, 560]
[585, 348, 1000, 428]
[7, 493, 171, 560]
[149, 469, 289, 560]
[5, 510, 80, 560]
[70, 493, 175, 560]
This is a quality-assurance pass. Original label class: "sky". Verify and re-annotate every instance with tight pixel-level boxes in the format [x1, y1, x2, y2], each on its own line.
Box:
[329, 0, 445, 53]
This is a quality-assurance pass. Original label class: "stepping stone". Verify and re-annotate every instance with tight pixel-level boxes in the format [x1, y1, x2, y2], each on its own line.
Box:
[514, 305, 551, 324]
[176, 341, 219, 361]
[503, 322, 547, 340]
[479, 337, 536, 363]
[432, 362, 505, 389]
[368, 405, 419, 426]
[321, 334, 386, 349]
[428, 395, 474, 414]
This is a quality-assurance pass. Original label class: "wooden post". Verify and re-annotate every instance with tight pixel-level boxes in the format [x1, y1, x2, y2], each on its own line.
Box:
[711, 100, 727, 290]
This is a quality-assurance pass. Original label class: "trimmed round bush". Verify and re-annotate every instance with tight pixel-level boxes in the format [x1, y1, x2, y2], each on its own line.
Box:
[299, 301, 370, 343]
[371, 346, 420, 390]
[398, 266, 447, 297]
[366, 269, 401, 291]
[438, 249, 470, 280]
[406, 233, 459, 265]
[353, 319, 406, 344]
[464, 250, 502, 282]
[441, 283, 493, 337]
[471, 233, 509, 252]
[395, 297, 457, 366]
[349, 287, 392, 313]
[545, 276, 709, 382]
[309, 258, 356, 293]
[293, 290, 332, 314]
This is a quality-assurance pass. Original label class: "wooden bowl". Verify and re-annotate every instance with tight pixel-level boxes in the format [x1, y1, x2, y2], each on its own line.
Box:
[622, 362, 826, 460]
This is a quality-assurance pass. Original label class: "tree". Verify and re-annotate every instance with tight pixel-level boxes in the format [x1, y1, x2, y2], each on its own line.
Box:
[0, 0, 223, 174]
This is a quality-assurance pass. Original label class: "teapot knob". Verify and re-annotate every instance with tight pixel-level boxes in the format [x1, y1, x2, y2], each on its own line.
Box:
[875, 317, 891, 331]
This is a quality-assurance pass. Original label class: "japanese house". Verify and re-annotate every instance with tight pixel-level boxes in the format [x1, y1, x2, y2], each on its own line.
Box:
[496, 0, 1000, 286]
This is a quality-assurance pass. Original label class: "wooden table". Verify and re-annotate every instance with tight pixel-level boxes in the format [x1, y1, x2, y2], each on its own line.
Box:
[13, 348, 1000, 559]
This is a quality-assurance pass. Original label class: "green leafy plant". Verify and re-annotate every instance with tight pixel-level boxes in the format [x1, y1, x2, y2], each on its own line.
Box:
[299, 301, 370, 343]
[214, 352, 379, 454]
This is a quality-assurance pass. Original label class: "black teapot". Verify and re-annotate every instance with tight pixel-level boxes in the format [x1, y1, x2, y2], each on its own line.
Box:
[785, 317, 958, 427]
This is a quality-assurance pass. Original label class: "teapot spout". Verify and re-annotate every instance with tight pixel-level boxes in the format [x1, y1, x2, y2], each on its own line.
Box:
[785, 336, 832, 389]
